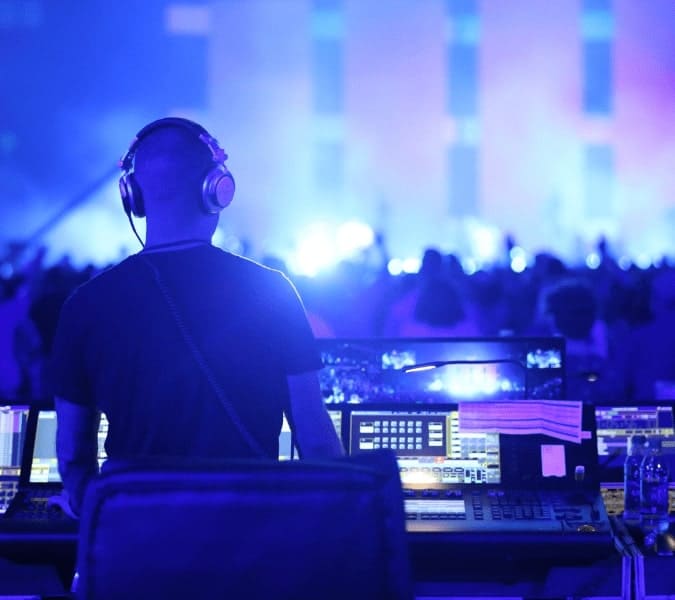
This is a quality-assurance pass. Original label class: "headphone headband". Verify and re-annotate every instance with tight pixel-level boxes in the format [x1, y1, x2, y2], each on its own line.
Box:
[119, 117, 228, 172]
[118, 117, 235, 222]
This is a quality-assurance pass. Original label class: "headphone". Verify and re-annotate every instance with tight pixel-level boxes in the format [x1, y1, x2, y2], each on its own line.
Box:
[118, 117, 235, 219]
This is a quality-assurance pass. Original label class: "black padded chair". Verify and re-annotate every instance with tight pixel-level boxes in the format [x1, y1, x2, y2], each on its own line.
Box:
[74, 450, 412, 600]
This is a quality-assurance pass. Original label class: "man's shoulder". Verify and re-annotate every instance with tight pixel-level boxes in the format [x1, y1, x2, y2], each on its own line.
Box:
[213, 249, 289, 283]
[63, 258, 137, 305]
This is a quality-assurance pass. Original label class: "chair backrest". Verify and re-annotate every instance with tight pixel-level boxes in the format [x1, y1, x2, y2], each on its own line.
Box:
[75, 450, 412, 600]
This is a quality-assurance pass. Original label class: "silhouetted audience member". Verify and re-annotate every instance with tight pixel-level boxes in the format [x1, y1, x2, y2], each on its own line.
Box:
[383, 248, 479, 337]
[622, 268, 675, 400]
[543, 278, 622, 403]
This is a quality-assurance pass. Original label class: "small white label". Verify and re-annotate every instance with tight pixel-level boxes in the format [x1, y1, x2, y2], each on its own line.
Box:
[541, 444, 566, 477]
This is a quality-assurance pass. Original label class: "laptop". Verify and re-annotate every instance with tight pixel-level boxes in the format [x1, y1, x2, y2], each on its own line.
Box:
[0, 405, 30, 514]
[595, 401, 675, 516]
[0, 407, 108, 531]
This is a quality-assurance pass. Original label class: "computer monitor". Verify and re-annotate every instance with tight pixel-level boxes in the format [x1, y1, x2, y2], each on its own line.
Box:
[595, 402, 675, 482]
[348, 405, 501, 487]
[0, 405, 30, 513]
[346, 401, 601, 492]
[280, 408, 344, 460]
[29, 410, 109, 483]
[318, 337, 565, 405]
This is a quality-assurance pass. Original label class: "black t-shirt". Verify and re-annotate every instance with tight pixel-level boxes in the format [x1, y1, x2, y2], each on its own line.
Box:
[51, 245, 323, 460]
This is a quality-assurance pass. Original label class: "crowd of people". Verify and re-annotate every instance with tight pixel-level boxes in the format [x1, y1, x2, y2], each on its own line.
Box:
[2, 238, 673, 408]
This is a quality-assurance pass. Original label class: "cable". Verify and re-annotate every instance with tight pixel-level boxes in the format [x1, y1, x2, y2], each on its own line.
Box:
[127, 212, 144, 248]
[140, 255, 266, 458]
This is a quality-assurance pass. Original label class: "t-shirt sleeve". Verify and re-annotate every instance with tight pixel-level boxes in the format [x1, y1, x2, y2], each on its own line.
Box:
[269, 271, 324, 375]
[50, 289, 94, 408]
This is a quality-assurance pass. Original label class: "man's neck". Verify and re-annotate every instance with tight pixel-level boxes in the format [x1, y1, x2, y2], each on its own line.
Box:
[144, 223, 214, 247]
[142, 238, 211, 253]
[145, 233, 211, 247]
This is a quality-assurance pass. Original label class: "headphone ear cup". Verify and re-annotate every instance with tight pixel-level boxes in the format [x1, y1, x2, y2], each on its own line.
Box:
[202, 167, 235, 214]
[119, 172, 145, 218]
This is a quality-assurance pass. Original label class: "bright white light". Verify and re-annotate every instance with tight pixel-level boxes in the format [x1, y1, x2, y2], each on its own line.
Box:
[618, 256, 632, 271]
[288, 220, 375, 277]
[510, 255, 527, 273]
[636, 254, 652, 270]
[213, 229, 244, 254]
[462, 257, 477, 275]
[427, 378, 444, 391]
[336, 221, 374, 256]
[585, 252, 601, 270]
[429, 364, 505, 398]
[289, 222, 337, 277]
[467, 220, 501, 263]
[509, 246, 526, 261]
[387, 258, 404, 276]
[509, 246, 529, 273]
[402, 257, 421, 274]
[406, 365, 436, 373]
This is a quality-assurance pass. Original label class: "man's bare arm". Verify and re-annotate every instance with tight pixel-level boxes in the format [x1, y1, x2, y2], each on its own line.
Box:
[286, 372, 344, 459]
[55, 396, 100, 516]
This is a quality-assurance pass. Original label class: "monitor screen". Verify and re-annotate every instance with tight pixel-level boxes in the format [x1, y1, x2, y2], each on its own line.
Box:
[280, 408, 343, 460]
[0, 405, 30, 513]
[348, 406, 501, 487]
[595, 404, 675, 479]
[278, 414, 294, 461]
[318, 337, 565, 405]
[30, 410, 109, 483]
[0, 405, 29, 471]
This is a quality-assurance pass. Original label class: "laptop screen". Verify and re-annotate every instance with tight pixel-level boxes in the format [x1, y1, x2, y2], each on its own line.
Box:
[318, 337, 565, 404]
[0, 405, 30, 472]
[29, 410, 109, 483]
[595, 403, 675, 482]
[279, 409, 343, 460]
[0, 405, 30, 512]
[348, 406, 502, 486]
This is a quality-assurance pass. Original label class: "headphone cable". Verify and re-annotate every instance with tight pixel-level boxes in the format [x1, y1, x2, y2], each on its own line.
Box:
[127, 212, 145, 248]
[140, 255, 267, 458]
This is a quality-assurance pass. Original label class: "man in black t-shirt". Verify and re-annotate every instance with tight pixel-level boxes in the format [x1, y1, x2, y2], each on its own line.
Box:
[51, 118, 343, 515]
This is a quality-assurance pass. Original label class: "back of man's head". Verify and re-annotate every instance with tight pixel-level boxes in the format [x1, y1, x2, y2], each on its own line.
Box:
[545, 279, 597, 340]
[133, 124, 214, 222]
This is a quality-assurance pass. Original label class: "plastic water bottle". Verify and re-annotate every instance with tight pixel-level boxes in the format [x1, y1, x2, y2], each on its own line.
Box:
[640, 437, 670, 534]
[624, 434, 647, 521]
